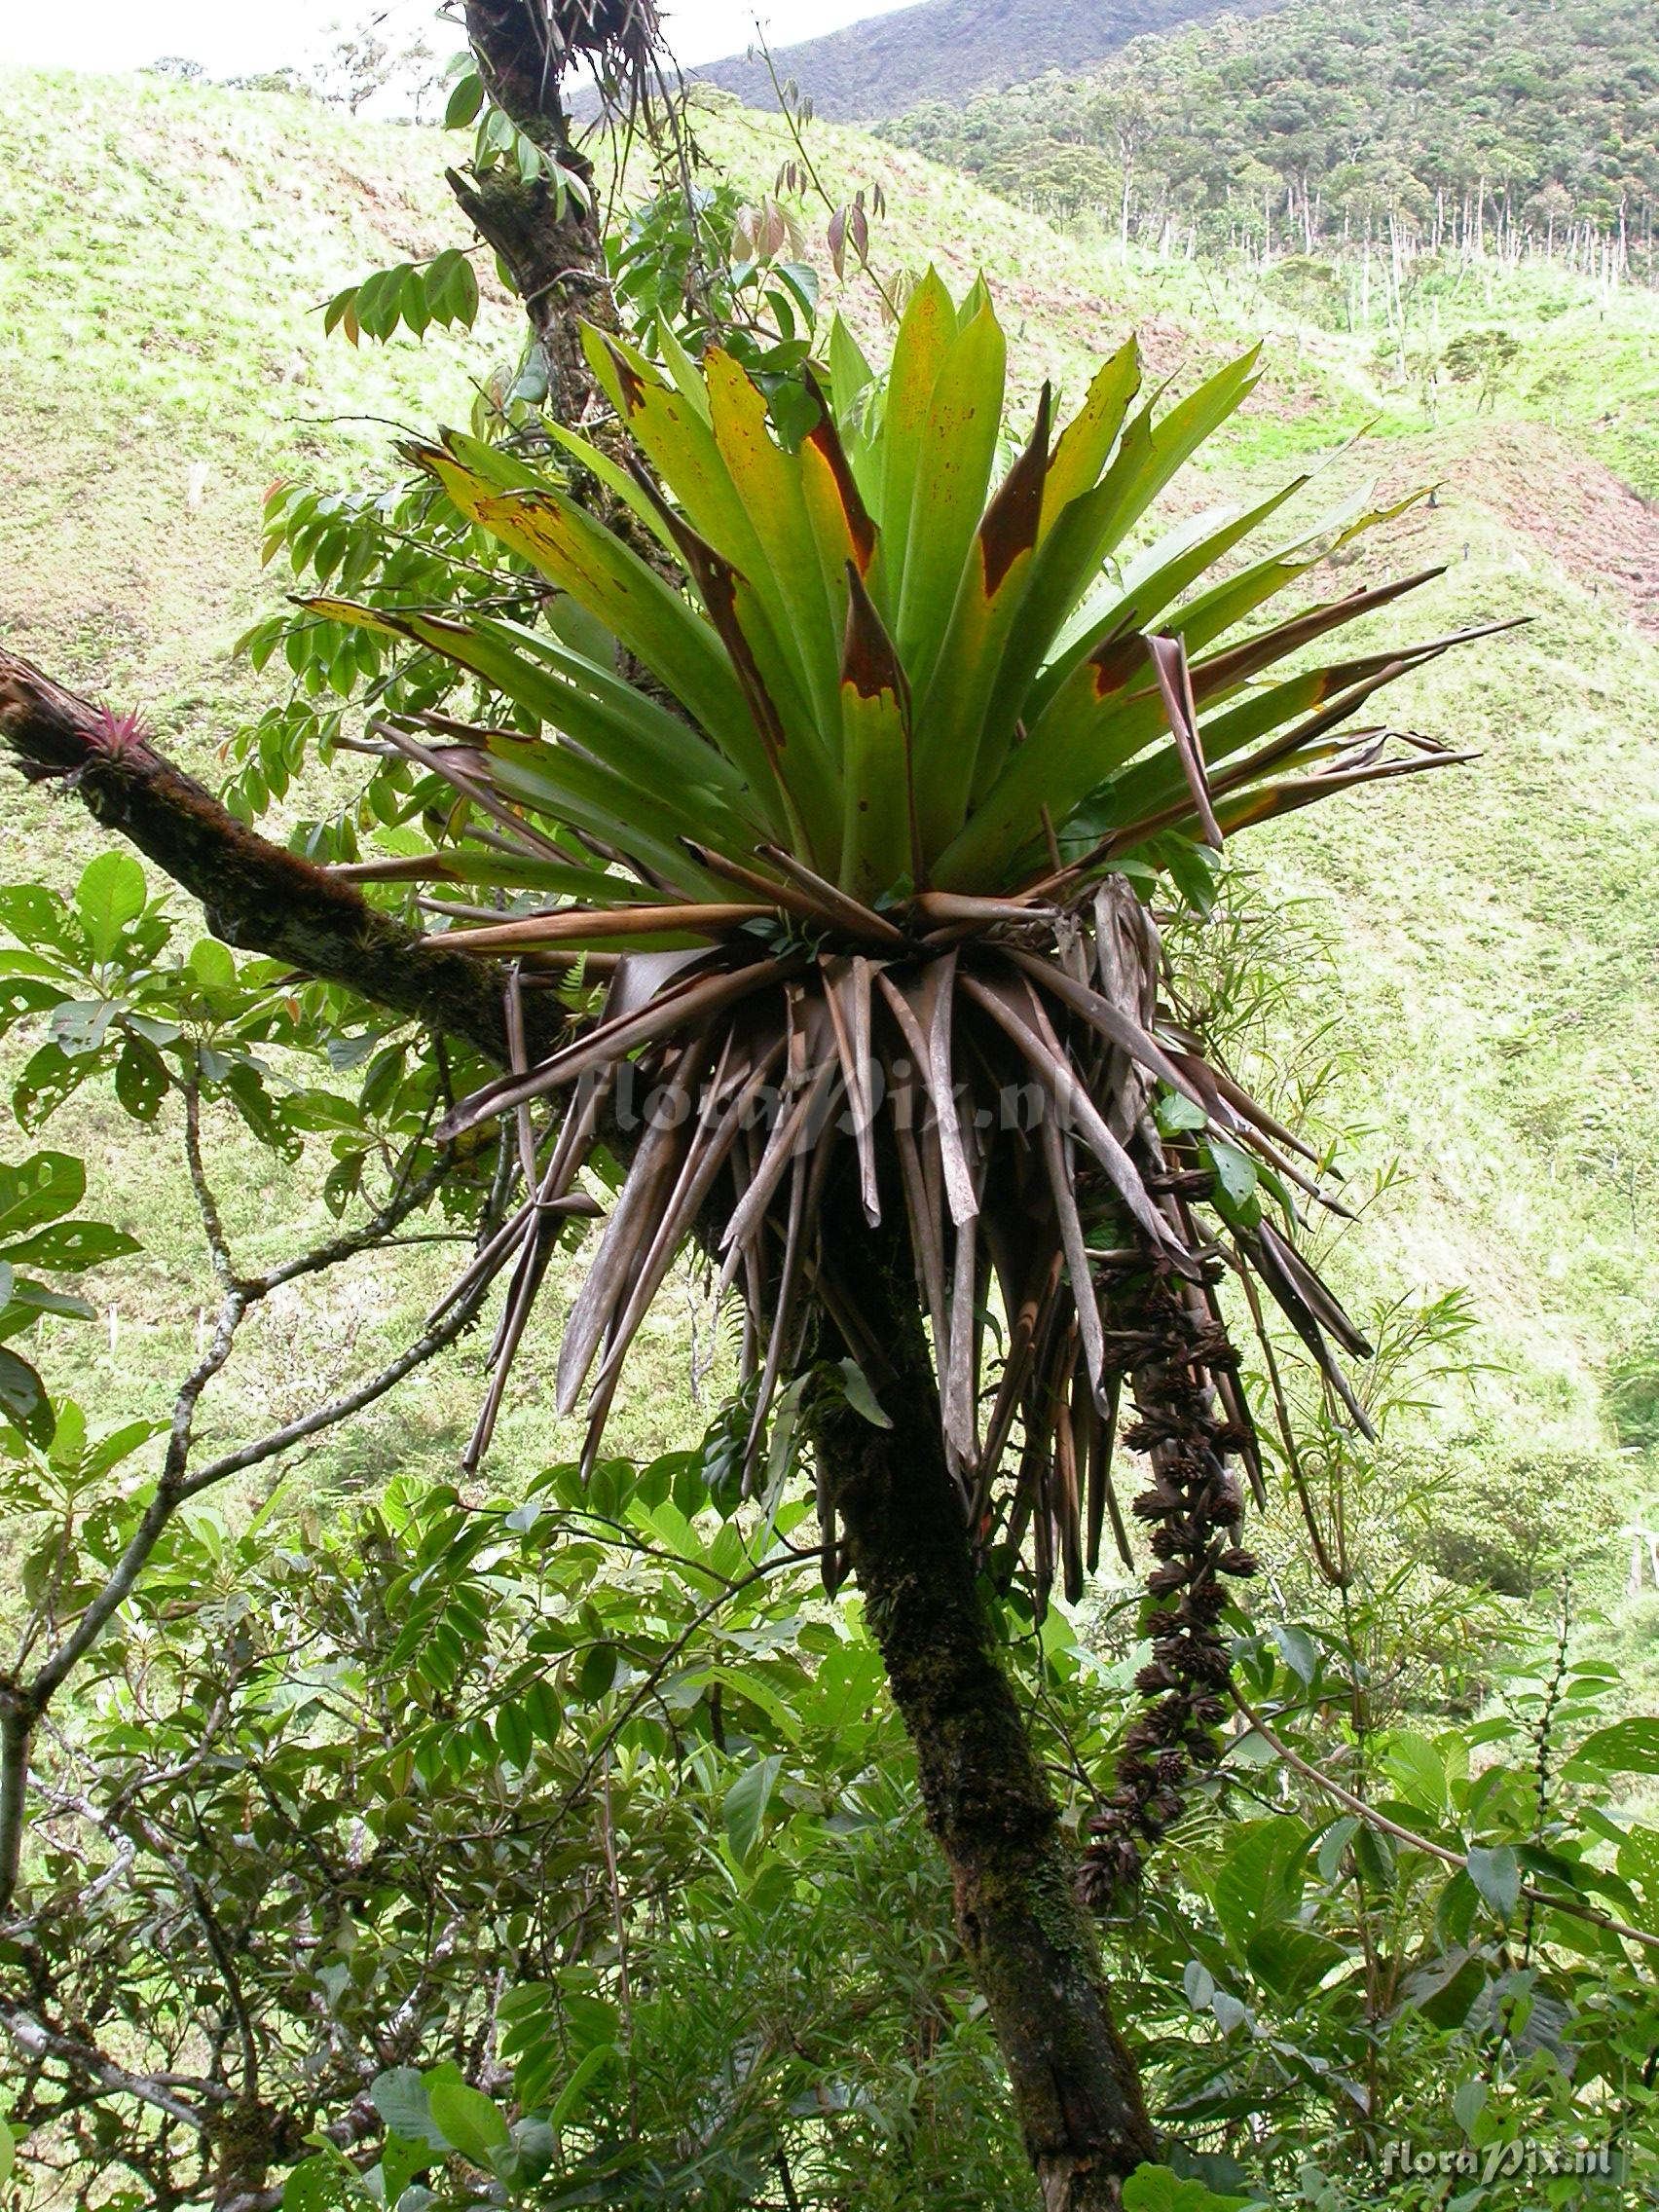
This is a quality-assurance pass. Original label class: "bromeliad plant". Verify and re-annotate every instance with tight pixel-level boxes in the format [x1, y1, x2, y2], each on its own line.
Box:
[312, 270, 1493, 1897]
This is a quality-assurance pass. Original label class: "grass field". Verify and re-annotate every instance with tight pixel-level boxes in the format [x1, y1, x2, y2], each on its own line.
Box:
[2, 67, 1657, 1670]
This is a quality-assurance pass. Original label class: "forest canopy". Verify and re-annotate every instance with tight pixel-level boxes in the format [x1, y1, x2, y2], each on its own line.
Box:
[883, 0, 1659, 269]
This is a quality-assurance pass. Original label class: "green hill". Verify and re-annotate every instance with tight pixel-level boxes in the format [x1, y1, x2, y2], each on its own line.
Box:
[885, 0, 1659, 303]
[694, 0, 1287, 120]
[2, 66, 1658, 1626]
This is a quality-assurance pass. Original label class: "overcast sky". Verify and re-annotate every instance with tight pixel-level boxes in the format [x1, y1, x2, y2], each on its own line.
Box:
[0, 0, 914, 79]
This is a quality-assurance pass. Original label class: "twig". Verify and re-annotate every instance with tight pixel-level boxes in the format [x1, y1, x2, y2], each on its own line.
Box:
[183, 1076, 236, 1284]
[0, 2006, 210, 2132]
[0, 1135, 507, 1923]
[1232, 1691, 1659, 1957]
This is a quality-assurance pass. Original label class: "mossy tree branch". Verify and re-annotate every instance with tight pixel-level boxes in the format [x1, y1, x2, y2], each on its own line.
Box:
[811, 1192, 1160, 2210]
[0, 648, 556, 1065]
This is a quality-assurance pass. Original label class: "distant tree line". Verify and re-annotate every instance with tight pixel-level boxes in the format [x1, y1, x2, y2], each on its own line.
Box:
[883, 0, 1659, 287]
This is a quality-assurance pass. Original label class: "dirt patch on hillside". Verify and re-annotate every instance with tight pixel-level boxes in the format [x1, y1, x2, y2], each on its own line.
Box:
[1400, 424, 1659, 638]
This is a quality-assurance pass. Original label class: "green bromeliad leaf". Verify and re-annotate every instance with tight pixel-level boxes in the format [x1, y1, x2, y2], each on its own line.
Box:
[310, 272, 1477, 914]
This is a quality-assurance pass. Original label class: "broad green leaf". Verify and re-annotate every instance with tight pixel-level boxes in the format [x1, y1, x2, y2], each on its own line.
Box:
[1381, 1730, 1448, 1815]
[1411, 1944, 1486, 2028]
[427, 2081, 510, 2165]
[0, 1279, 92, 1338]
[1244, 1920, 1345, 2001]
[0, 1153, 84, 1242]
[705, 348, 840, 737]
[1023, 350, 1263, 731]
[1454, 2079, 1488, 2136]
[371, 2067, 450, 2155]
[280, 2158, 343, 2212]
[827, 312, 874, 420]
[691, 1661, 803, 1745]
[871, 269, 954, 584]
[377, 2130, 433, 2204]
[309, 598, 758, 855]
[1040, 335, 1140, 535]
[837, 570, 914, 898]
[582, 327, 769, 578]
[404, 450, 778, 808]
[836, 1356, 893, 1429]
[494, 1698, 534, 1769]
[934, 630, 1154, 888]
[548, 2041, 617, 2132]
[188, 938, 237, 989]
[521, 1677, 562, 1746]
[444, 68, 483, 127]
[1270, 1622, 1319, 1686]
[114, 1037, 168, 1123]
[724, 1752, 784, 1864]
[84, 1417, 166, 1480]
[1204, 1136, 1260, 1226]
[1566, 1718, 1659, 1778]
[653, 312, 713, 419]
[1315, 1814, 1360, 1881]
[1212, 1816, 1310, 1941]
[911, 386, 1051, 852]
[576, 1642, 618, 1701]
[4, 1221, 139, 1272]
[75, 852, 146, 963]
[540, 417, 680, 556]
[1047, 478, 1306, 700]
[1465, 1843, 1522, 1922]
[1122, 2162, 1252, 2211]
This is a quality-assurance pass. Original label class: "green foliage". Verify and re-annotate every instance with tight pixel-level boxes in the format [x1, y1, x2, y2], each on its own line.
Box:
[608, 181, 824, 384]
[0, 1150, 133, 1445]
[14, 1396, 1651, 2210]
[322, 246, 483, 348]
[0, 852, 499, 1230]
[1122, 2170, 1253, 2212]
[4, 1458, 1044, 2207]
[1605, 1327, 1659, 1453]
[1423, 1453, 1626, 1602]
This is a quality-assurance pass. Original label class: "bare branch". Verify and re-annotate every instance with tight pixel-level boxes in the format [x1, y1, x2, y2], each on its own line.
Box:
[183, 1077, 237, 1286]
[177, 1248, 498, 1499]
[0, 2004, 212, 2133]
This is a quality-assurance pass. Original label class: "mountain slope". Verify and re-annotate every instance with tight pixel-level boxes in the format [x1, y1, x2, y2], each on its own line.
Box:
[695, 0, 1286, 120]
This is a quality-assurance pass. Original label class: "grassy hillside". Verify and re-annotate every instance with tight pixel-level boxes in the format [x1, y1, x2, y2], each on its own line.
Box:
[694, 0, 1287, 120]
[2, 68, 1657, 1650]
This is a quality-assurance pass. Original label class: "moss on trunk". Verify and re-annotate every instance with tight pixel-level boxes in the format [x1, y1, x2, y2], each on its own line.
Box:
[810, 1210, 1158, 2210]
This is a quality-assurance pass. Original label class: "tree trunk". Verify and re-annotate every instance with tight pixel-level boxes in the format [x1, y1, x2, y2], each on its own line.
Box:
[810, 1210, 1159, 2210]
[455, 0, 623, 419]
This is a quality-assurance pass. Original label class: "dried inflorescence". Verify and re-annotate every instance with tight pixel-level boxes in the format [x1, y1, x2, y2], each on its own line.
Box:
[1080, 1269, 1260, 1908]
